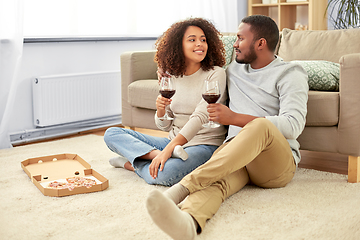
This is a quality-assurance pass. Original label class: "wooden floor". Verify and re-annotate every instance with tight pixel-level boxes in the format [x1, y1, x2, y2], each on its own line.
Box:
[16, 126, 349, 175]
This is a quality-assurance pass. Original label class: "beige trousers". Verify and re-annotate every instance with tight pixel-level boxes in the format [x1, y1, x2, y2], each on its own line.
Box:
[180, 118, 296, 232]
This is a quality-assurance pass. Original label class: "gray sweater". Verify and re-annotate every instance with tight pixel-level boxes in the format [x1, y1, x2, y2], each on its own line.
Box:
[226, 57, 308, 165]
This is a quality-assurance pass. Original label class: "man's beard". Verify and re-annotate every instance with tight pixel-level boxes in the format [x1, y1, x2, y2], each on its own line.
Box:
[235, 45, 257, 64]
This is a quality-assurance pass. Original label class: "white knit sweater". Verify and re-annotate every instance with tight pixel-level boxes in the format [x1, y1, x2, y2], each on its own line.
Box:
[155, 66, 227, 148]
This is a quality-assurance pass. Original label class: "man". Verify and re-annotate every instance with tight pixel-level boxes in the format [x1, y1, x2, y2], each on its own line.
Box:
[146, 15, 308, 240]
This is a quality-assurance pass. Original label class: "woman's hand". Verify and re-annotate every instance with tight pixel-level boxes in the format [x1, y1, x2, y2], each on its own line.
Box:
[156, 95, 171, 118]
[149, 150, 172, 179]
[148, 134, 188, 179]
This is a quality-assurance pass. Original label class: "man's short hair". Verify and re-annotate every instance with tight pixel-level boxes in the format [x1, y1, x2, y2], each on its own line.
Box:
[241, 15, 279, 52]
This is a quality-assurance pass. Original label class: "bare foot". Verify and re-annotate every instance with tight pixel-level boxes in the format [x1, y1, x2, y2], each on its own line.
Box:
[141, 149, 161, 159]
[124, 161, 134, 171]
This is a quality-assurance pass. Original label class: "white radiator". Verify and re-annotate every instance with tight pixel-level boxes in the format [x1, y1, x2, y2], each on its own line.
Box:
[32, 71, 121, 127]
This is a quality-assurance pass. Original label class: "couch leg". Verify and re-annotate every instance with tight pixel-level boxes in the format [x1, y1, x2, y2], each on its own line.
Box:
[124, 126, 136, 131]
[348, 156, 360, 183]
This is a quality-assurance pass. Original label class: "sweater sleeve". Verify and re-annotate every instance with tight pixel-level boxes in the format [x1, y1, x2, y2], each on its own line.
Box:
[265, 64, 308, 140]
[179, 67, 227, 142]
[154, 107, 173, 132]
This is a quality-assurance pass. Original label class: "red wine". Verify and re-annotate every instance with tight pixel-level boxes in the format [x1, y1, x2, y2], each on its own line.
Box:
[160, 90, 176, 99]
[202, 93, 220, 104]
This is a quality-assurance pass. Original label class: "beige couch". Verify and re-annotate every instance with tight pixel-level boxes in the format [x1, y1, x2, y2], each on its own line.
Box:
[120, 28, 360, 182]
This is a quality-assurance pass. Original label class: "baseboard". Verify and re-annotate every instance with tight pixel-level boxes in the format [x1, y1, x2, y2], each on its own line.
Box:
[10, 115, 122, 146]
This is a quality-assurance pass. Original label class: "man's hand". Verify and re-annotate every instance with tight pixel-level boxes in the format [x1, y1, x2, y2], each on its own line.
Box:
[157, 67, 171, 83]
[207, 103, 259, 127]
[207, 103, 235, 125]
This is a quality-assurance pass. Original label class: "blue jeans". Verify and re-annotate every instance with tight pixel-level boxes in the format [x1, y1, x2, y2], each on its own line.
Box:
[104, 127, 218, 186]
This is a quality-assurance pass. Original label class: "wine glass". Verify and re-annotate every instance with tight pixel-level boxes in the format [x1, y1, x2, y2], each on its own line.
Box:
[202, 79, 221, 128]
[159, 77, 176, 120]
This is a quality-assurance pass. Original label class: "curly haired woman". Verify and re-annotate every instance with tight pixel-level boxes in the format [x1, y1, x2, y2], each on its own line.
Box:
[104, 18, 227, 186]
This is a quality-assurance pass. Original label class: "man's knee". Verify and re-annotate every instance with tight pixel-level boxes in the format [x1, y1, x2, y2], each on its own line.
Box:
[249, 117, 272, 127]
[245, 118, 275, 134]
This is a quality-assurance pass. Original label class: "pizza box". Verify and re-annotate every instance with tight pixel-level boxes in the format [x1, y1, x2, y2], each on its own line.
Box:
[21, 153, 109, 197]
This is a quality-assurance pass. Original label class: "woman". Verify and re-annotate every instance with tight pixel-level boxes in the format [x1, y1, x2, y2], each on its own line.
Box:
[104, 18, 227, 186]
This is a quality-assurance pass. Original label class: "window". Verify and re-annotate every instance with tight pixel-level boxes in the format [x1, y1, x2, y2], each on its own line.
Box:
[23, 0, 238, 38]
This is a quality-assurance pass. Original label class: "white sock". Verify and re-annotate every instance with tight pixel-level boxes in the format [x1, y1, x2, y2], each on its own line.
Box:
[163, 183, 190, 205]
[146, 189, 196, 240]
[172, 145, 188, 161]
[109, 156, 129, 168]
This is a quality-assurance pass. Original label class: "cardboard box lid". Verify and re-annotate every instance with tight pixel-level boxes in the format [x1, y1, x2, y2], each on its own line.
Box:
[21, 153, 109, 197]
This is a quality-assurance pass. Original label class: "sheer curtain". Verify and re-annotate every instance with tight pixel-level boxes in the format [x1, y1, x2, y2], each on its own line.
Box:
[0, 0, 23, 149]
[24, 0, 238, 37]
[134, 0, 239, 34]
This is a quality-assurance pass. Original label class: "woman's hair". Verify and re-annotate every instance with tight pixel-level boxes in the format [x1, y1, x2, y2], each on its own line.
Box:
[241, 15, 279, 52]
[154, 18, 226, 77]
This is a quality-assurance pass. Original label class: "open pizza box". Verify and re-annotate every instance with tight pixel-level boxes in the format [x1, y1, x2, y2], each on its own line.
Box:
[21, 153, 109, 197]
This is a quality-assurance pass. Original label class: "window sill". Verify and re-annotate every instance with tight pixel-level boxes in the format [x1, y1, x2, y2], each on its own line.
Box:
[24, 36, 158, 43]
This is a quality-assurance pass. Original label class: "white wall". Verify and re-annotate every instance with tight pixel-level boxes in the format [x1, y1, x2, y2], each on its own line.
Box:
[9, 0, 249, 143]
[237, 0, 248, 25]
[10, 39, 156, 136]
[10, 0, 334, 143]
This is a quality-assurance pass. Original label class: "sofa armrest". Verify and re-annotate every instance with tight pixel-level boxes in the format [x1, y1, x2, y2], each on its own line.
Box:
[120, 50, 157, 127]
[338, 53, 360, 156]
[120, 50, 157, 88]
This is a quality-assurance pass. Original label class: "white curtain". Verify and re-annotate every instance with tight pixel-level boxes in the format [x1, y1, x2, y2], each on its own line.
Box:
[0, 0, 23, 149]
[23, 0, 238, 37]
[134, 0, 239, 34]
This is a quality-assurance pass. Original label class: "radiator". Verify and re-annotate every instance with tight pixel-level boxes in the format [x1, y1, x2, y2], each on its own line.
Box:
[32, 71, 121, 127]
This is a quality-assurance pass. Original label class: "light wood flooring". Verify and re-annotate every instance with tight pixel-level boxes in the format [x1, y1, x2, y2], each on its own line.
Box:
[16, 125, 349, 175]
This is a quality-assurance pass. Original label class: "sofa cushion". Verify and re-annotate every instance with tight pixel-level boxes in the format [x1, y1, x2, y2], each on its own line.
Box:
[292, 60, 340, 91]
[128, 80, 158, 110]
[128, 82, 339, 127]
[221, 35, 237, 67]
[278, 28, 360, 63]
[306, 91, 339, 126]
